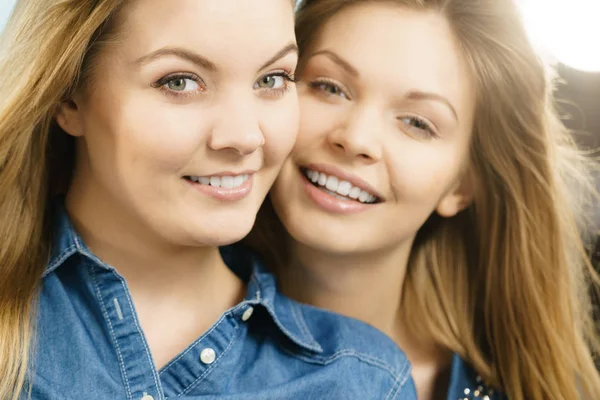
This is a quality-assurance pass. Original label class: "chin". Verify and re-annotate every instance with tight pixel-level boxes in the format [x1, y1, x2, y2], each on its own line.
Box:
[189, 229, 250, 247]
[285, 218, 374, 255]
[183, 213, 257, 247]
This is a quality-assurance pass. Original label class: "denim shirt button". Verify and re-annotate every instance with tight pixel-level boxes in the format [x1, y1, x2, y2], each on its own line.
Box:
[140, 393, 154, 400]
[241, 306, 254, 321]
[200, 348, 217, 364]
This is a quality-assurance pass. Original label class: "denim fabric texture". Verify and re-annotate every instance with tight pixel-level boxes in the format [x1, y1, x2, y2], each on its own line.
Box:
[24, 202, 504, 400]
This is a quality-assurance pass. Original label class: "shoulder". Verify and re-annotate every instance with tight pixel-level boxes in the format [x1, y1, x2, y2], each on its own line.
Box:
[222, 243, 416, 397]
[279, 300, 418, 398]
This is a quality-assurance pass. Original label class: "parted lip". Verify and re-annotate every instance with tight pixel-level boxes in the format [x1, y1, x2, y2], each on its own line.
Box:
[184, 169, 257, 178]
[300, 163, 384, 201]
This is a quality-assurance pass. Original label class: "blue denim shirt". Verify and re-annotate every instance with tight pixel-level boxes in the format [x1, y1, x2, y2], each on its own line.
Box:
[24, 204, 504, 399]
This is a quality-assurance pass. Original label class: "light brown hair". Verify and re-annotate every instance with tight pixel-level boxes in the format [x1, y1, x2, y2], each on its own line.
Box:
[0, 0, 125, 397]
[247, 0, 600, 399]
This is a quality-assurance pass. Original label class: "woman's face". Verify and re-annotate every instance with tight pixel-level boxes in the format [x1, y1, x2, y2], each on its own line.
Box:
[271, 3, 476, 255]
[58, 0, 299, 246]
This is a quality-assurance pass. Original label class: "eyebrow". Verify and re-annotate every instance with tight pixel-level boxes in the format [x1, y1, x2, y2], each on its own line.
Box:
[134, 47, 217, 71]
[309, 49, 360, 78]
[134, 42, 299, 73]
[258, 43, 299, 71]
[309, 49, 458, 122]
[405, 90, 459, 122]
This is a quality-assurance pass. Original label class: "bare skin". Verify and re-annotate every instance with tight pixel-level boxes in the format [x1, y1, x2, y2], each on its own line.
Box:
[57, 0, 299, 369]
[272, 4, 475, 398]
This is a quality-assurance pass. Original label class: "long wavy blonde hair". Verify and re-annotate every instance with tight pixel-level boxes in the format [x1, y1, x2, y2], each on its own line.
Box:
[246, 0, 600, 399]
[0, 1, 125, 398]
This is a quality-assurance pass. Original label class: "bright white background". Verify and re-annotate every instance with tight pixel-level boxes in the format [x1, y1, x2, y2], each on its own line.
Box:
[0, 0, 599, 71]
[0, 0, 17, 33]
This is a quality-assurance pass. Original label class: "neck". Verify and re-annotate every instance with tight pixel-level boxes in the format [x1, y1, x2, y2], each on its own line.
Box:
[278, 239, 413, 338]
[64, 175, 247, 368]
[278, 237, 454, 388]
[64, 184, 243, 305]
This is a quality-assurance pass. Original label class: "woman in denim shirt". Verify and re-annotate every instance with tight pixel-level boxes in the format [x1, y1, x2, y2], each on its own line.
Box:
[246, 0, 600, 399]
[0, 0, 395, 398]
[0, 1, 442, 399]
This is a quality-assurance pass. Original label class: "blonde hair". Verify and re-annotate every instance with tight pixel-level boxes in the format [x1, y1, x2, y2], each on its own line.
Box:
[0, 1, 125, 397]
[246, 0, 600, 399]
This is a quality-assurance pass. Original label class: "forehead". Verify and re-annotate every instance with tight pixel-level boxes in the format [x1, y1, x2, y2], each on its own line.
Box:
[116, 0, 296, 67]
[309, 3, 474, 117]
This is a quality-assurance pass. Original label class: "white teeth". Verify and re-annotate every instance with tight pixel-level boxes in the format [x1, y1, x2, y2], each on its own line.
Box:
[221, 176, 234, 189]
[188, 174, 249, 189]
[358, 191, 370, 203]
[324, 188, 351, 201]
[348, 186, 361, 199]
[310, 172, 319, 183]
[318, 173, 327, 186]
[303, 168, 378, 204]
[325, 176, 338, 191]
[337, 181, 351, 196]
[210, 176, 221, 187]
[234, 175, 244, 187]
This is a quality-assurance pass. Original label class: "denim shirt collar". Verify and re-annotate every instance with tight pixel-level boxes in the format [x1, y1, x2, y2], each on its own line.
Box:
[43, 203, 501, 399]
[46, 202, 105, 276]
[46, 202, 323, 354]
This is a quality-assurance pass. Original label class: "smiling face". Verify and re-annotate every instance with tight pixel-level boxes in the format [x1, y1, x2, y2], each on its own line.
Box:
[56, 0, 299, 247]
[270, 3, 476, 255]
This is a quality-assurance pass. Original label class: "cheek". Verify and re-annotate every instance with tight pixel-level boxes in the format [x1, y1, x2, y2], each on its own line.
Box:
[86, 96, 209, 173]
[262, 96, 300, 164]
[385, 143, 463, 202]
[295, 96, 338, 149]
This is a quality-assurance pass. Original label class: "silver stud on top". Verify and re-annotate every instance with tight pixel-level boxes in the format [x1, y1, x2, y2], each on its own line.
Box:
[459, 375, 499, 400]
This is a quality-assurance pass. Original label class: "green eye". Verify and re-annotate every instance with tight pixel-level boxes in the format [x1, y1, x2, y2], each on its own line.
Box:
[153, 74, 203, 97]
[167, 78, 187, 91]
[257, 75, 283, 89]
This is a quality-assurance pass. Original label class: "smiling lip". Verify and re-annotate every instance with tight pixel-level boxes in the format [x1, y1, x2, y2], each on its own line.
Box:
[303, 163, 384, 201]
[184, 172, 255, 202]
[300, 170, 380, 215]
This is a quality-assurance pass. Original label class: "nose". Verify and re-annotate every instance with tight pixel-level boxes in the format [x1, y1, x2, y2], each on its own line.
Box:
[208, 95, 265, 156]
[327, 106, 383, 162]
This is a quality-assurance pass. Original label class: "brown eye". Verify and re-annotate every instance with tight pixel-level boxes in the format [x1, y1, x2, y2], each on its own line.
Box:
[310, 80, 348, 99]
[398, 116, 438, 140]
[323, 84, 340, 95]
[400, 117, 428, 131]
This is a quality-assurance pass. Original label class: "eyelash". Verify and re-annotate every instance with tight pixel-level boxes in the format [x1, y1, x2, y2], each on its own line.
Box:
[309, 78, 350, 100]
[151, 72, 204, 99]
[309, 77, 438, 139]
[398, 115, 438, 140]
[151, 71, 298, 99]
[256, 71, 298, 98]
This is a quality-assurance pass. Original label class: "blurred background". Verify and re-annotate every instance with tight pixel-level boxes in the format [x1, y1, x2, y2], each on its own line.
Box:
[0, 0, 16, 32]
[517, 0, 600, 265]
[1, 0, 598, 257]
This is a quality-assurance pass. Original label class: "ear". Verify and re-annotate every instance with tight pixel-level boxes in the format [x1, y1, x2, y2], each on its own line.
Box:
[55, 98, 84, 137]
[435, 171, 474, 218]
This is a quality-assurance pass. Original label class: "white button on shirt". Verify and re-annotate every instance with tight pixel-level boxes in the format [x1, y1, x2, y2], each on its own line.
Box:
[141, 394, 154, 400]
[242, 306, 254, 321]
[200, 348, 216, 364]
